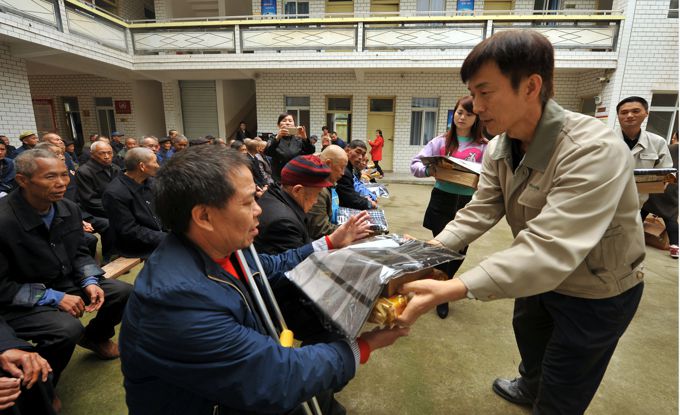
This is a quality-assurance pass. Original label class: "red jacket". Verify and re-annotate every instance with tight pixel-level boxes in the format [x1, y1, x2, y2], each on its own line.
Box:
[368, 135, 384, 161]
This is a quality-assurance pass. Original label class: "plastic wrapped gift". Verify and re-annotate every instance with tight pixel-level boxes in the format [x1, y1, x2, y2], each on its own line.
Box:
[337, 207, 388, 234]
[285, 235, 463, 339]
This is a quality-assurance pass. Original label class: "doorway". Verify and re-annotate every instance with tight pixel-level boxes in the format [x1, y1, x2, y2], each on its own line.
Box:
[367, 97, 394, 171]
[62, 97, 84, 152]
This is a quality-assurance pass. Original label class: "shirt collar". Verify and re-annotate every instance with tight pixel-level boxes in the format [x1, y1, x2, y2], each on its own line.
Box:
[491, 99, 565, 172]
[9, 190, 71, 231]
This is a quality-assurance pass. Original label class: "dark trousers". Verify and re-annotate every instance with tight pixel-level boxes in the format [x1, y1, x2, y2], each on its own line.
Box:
[423, 188, 472, 278]
[373, 160, 384, 176]
[0, 373, 57, 415]
[641, 209, 679, 245]
[1, 279, 132, 383]
[513, 283, 643, 415]
[83, 213, 116, 261]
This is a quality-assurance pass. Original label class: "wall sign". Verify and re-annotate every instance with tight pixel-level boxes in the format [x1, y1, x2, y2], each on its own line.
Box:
[114, 100, 132, 114]
[261, 0, 276, 15]
[32, 98, 56, 133]
[457, 0, 475, 11]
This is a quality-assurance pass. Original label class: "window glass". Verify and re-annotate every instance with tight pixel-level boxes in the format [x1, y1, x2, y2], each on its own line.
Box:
[328, 97, 352, 111]
[370, 98, 394, 112]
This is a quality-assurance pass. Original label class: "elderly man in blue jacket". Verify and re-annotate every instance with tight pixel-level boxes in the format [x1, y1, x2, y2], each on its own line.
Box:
[119, 145, 408, 415]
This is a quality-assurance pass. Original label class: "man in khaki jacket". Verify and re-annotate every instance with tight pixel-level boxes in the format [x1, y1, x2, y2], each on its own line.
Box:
[398, 30, 645, 415]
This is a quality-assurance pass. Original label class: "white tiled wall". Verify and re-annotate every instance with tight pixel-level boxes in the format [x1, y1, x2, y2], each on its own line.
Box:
[255, 69, 605, 173]
[0, 43, 37, 146]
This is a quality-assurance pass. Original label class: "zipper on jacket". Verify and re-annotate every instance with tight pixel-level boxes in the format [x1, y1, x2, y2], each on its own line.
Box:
[206, 274, 252, 315]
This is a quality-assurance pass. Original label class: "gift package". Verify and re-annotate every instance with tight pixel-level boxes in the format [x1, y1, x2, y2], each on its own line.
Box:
[285, 235, 463, 338]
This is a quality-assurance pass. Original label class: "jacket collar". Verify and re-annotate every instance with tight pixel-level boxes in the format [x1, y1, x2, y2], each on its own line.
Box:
[267, 184, 307, 225]
[491, 99, 565, 173]
[9, 190, 71, 232]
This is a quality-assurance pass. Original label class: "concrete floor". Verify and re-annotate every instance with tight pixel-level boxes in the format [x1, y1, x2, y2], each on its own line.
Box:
[57, 183, 678, 415]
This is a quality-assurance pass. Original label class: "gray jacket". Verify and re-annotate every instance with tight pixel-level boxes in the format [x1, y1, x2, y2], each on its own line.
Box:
[436, 100, 645, 301]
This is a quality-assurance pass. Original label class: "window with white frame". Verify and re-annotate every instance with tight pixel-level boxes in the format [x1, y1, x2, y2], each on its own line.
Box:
[285, 96, 311, 134]
[284, 1, 310, 16]
[94, 97, 116, 138]
[416, 0, 445, 16]
[669, 0, 678, 18]
[410, 98, 439, 146]
[647, 93, 678, 141]
[326, 97, 352, 141]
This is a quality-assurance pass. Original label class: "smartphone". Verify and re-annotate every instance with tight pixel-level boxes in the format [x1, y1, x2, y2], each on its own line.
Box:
[286, 127, 298, 136]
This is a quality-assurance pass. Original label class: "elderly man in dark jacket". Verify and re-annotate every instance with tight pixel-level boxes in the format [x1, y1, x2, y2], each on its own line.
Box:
[255, 154, 371, 255]
[119, 146, 406, 415]
[0, 149, 132, 383]
[75, 141, 119, 261]
[103, 148, 165, 258]
[336, 140, 376, 210]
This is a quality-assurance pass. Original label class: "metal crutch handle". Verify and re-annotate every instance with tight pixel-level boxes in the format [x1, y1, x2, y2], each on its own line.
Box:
[242, 246, 323, 415]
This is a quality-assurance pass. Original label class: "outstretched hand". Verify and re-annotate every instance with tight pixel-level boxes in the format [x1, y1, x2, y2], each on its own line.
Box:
[328, 210, 372, 249]
[396, 278, 468, 326]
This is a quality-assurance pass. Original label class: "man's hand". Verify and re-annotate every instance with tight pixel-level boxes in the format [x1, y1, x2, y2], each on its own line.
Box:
[426, 239, 444, 247]
[396, 278, 468, 326]
[359, 326, 410, 352]
[58, 294, 85, 318]
[0, 377, 20, 409]
[369, 199, 378, 209]
[83, 285, 105, 312]
[0, 349, 51, 389]
[82, 221, 94, 233]
[328, 210, 372, 249]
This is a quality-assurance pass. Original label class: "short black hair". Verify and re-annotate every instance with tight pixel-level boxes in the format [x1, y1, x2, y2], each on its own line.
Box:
[347, 140, 367, 151]
[154, 146, 250, 234]
[617, 96, 649, 113]
[461, 30, 554, 105]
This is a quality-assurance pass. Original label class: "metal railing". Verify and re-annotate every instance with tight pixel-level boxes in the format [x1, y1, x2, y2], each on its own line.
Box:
[0, 0, 624, 57]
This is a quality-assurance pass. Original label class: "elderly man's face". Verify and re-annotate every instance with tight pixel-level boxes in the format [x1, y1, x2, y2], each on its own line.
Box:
[22, 135, 38, 148]
[346, 146, 366, 168]
[207, 166, 262, 252]
[0, 145, 6, 160]
[142, 139, 160, 153]
[142, 154, 161, 177]
[0, 136, 8, 146]
[43, 134, 65, 150]
[91, 144, 114, 166]
[174, 140, 188, 152]
[327, 157, 348, 184]
[125, 138, 138, 150]
[18, 157, 69, 204]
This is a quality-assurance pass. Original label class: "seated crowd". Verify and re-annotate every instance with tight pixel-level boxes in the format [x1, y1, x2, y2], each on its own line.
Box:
[0, 122, 393, 414]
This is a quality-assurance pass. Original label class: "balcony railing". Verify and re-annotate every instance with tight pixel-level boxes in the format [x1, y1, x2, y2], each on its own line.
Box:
[0, 0, 624, 58]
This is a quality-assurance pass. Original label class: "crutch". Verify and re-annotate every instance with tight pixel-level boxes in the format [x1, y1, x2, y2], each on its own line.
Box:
[234, 248, 323, 415]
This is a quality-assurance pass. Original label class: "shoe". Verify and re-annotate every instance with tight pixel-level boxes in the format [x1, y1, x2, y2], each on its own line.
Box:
[670, 245, 679, 259]
[436, 303, 449, 319]
[53, 394, 62, 413]
[78, 336, 119, 360]
[492, 377, 534, 407]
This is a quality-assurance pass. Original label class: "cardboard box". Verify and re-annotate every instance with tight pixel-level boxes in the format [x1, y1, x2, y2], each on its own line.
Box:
[636, 181, 666, 194]
[634, 170, 676, 194]
[434, 167, 479, 189]
[643, 216, 670, 250]
[421, 156, 481, 189]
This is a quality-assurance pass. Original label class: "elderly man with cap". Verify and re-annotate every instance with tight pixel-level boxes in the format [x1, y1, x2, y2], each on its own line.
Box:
[157, 137, 174, 164]
[11, 132, 38, 159]
[103, 148, 165, 259]
[254, 154, 371, 255]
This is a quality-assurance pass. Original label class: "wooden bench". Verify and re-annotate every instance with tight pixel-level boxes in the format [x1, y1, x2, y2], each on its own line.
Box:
[103, 257, 142, 279]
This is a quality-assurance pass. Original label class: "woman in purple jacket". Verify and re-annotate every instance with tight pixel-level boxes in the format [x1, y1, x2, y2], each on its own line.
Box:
[410, 95, 487, 319]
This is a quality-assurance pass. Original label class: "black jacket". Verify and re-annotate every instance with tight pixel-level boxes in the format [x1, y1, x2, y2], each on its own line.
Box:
[265, 135, 315, 181]
[336, 165, 371, 210]
[0, 317, 29, 353]
[0, 191, 102, 306]
[247, 153, 266, 187]
[75, 160, 120, 217]
[102, 174, 165, 258]
[254, 184, 310, 254]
